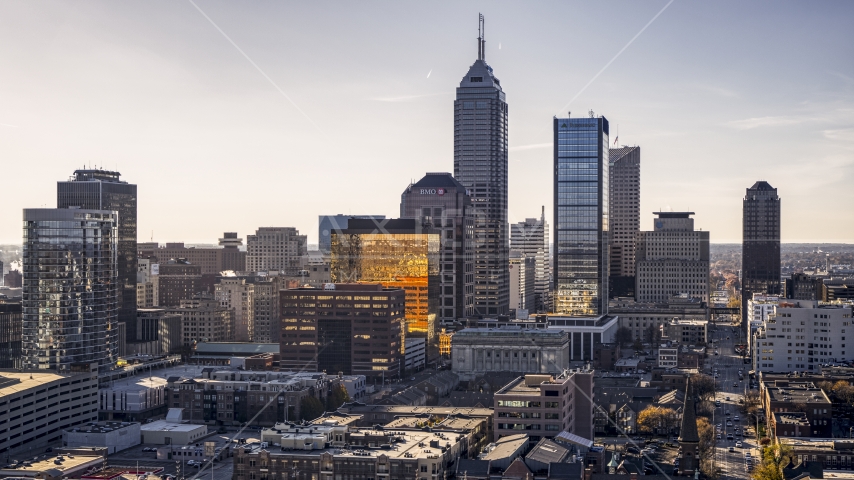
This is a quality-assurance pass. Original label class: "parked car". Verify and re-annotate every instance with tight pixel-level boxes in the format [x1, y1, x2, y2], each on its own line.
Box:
[736, 442, 743, 447]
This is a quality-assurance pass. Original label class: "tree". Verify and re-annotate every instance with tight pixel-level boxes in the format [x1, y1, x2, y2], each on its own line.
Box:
[637, 406, 664, 435]
[637, 406, 678, 435]
[645, 324, 662, 346]
[698, 417, 719, 479]
[741, 391, 761, 415]
[751, 444, 794, 480]
[615, 327, 633, 348]
[326, 384, 351, 411]
[690, 373, 717, 402]
[632, 337, 644, 352]
[299, 396, 325, 422]
[832, 381, 854, 404]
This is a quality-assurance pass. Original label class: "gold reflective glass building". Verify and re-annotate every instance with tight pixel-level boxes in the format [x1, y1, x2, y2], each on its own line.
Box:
[330, 219, 440, 360]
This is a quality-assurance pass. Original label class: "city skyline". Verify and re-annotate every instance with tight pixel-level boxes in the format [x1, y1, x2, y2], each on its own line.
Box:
[1, 2, 853, 245]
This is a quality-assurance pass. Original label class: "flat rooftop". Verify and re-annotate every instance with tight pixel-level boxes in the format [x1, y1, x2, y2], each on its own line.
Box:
[0, 371, 68, 397]
[141, 420, 207, 433]
[766, 384, 831, 404]
[0, 453, 102, 475]
[244, 428, 453, 461]
[338, 403, 493, 417]
[774, 412, 809, 426]
[480, 434, 527, 460]
[779, 438, 854, 452]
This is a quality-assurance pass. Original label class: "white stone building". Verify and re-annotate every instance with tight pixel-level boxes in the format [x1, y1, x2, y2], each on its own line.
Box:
[753, 300, 854, 373]
[451, 327, 569, 381]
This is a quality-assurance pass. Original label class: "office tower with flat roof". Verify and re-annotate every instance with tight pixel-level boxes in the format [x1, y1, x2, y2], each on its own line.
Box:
[246, 227, 307, 275]
[453, 16, 509, 316]
[158, 259, 203, 307]
[608, 146, 640, 298]
[58, 169, 137, 341]
[330, 219, 440, 360]
[22, 208, 119, 373]
[319, 215, 386, 254]
[553, 115, 610, 316]
[635, 212, 710, 303]
[510, 208, 550, 312]
[742, 181, 781, 327]
[400, 172, 474, 322]
[280, 284, 405, 380]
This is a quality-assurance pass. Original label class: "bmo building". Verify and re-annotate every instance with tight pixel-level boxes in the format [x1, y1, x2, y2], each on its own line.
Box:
[401, 173, 475, 324]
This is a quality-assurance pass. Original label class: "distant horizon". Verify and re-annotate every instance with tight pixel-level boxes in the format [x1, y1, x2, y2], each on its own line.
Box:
[0, 2, 851, 245]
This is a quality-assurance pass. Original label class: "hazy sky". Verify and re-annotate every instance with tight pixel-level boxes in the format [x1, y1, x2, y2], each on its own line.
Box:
[1, 1, 852, 245]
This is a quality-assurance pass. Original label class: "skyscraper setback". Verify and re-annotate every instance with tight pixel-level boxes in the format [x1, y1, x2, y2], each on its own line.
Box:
[742, 181, 781, 326]
[553, 115, 610, 316]
[453, 16, 509, 316]
[57, 169, 137, 341]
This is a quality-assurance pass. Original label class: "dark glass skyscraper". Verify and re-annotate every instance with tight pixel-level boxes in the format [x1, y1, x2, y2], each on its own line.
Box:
[22, 208, 119, 373]
[553, 116, 610, 316]
[742, 181, 781, 326]
[453, 17, 509, 315]
[57, 169, 137, 341]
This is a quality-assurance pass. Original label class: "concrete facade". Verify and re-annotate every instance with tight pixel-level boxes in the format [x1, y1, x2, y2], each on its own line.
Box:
[636, 212, 710, 304]
[245, 227, 307, 275]
[0, 363, 99, 455]
[494, 370, 595, 443]
[451, 327, 569, 381]
[753, 300, 854, 373]
[63, 421, 140, 454]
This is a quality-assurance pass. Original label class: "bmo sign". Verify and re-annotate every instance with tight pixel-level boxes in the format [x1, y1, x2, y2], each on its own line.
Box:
[420, 188, 445, 196]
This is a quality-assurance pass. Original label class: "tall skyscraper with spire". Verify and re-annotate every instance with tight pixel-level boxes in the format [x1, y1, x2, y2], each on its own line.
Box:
[453, 14, 509, 316]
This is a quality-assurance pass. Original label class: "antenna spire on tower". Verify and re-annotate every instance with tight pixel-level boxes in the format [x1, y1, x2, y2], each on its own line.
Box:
[477, 13, 485, 61]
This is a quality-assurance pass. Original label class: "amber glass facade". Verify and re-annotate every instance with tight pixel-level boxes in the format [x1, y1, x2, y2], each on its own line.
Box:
[330, 222, 440, 360]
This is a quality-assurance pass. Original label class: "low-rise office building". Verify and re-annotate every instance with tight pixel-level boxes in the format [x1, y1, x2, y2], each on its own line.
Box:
[611, 295, 709, 342]
[63, 421, 141, 454]
[663, 319, 708, 345]
[98, 375, 167, 422]
[541, 315, 620, 362]
[451, 327, 569, 381]
[234, 425, 464, 480]
[778, 437, 854, 470]
[0, 363, 99, 456]
[494, 369, 594, 444]
[141, 415, 208, 445]
[658, 346, 678, 368]
[763, 380, 832, 437]
[336, 403, 495, 441]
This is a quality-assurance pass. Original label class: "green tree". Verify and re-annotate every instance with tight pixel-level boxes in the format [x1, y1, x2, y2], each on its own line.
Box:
[615, 327, 633, 347]
[751, 444, 794, 480]
[299, 396, 325, 422]
[326, 384, 351, 411]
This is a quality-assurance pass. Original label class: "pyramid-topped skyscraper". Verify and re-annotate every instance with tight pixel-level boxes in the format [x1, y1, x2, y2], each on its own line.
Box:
[453, 14, 509, 315]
